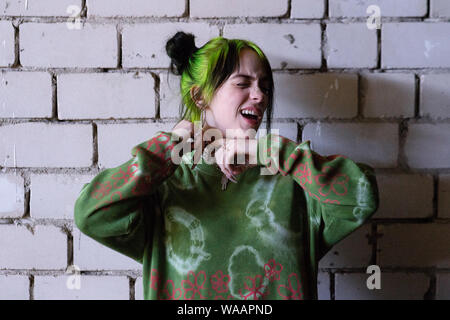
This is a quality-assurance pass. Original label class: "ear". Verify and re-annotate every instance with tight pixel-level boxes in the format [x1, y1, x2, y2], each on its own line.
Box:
[190, 86, 206, 108]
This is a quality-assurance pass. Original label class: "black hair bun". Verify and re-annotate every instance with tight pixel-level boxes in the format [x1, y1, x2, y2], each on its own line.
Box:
[166, 31, 198, 75]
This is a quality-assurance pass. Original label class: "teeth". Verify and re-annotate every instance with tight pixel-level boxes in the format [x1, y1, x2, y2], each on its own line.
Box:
[241, 109, 257, 116]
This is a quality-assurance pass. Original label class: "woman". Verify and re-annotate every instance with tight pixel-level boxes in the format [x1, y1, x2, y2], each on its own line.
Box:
[74, 32, 379, 300]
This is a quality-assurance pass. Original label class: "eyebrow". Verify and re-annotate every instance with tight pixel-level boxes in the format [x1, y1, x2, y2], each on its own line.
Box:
[230, 74, 270, 82]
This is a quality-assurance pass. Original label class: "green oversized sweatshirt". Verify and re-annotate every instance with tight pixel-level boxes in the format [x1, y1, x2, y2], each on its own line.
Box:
[74, 130, 379, 300]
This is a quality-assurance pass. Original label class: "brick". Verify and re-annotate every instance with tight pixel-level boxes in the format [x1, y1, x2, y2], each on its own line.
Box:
[335, 273, 429, 300]
[135, 276, 143, 300]
[0, 173, 24, 218]
[0, 275, 29, 299]
[97, 122, 175, 169]
[438, 174, 450, 219]
[0, 71, 52, 118]
[20, 23, 117, 68]
[34, 275, 129, 300]
[317, 272, 330, 300]
[224, 23, 322, 69]
[159, 72, 182, 118]
[329, 0, 427, 17]
[0, 225, 66, 269]
[58, 73, 155, 120]
[30, 174, 95, 219]
[190, 0, 287, 18]
[267, 122, 298, 143]
[122, 23, 219, 68]
[73, 226, 142, 270]
[302, 123, 398, 168]
[420, 74, 450, 119]
[382, 23, 450, 68]
[378, 224, 450, 267]
[0, 20, 14, 67]
[404, 124, 450, 169]
[326, 23, 378, 68]
[273, 73, 357, 119]
[319, 225, 372, 268]
[431, 0, 450, 18]
[436, 273, 450, 299]
[362, 73, 415, 118]
[87, 0, 185, 17]
[0, 0, 81, 16]
[291, 0, 325, 19]
[373, 173, 434, 219]
[0, 123, 92, 168]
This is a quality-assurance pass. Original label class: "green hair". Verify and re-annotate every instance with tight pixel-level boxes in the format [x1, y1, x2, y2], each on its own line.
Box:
[167, 35, 274, 131]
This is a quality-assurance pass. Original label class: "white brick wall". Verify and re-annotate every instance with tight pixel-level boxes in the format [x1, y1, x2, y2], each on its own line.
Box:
[319, 225, 372, 268]
[326, 23, 378, 68]
[34, 275, 129, 300]
[382, 23, 450, 68]
[87, 0, 185, 18]
[361, 73, 415, 118]
[30, 173, 95, 219]
[317, 272, 330, 300]
[0, 173, 24, 218]
[335, 273, 430, 300]
[302, 123, 399, 168]
[190, 0, 288, 18]
[329, 0, 427, 17]
[438, 174, 450, 219]
[73, 226, 142, 271]
[436, 274, 450, 299]
[0, 275, 29, 300]
[431, 0, 450, 18]
[291, 0, 325, 19]
[0, 20, 14, 67]
[20, 23, 117, 68]
[378, 224, 450, 268]
[159, 72, 182, 118]
[0, 225, 67, 269]
[1, 0, 449, 300]
[374, 173, 434, 219]
[224, 23, 322, 69]
[122, 23, 219, 68]
[0, 123, 93, 167]
[404, 124, 450, 169]
[96, 122, 175, 169]
[0, 71, 52, 118]
[0, 0, 81, 17]
[420, 74, 450, 119]
[58, 72, 155, 120]
[273, 73, 357, 118]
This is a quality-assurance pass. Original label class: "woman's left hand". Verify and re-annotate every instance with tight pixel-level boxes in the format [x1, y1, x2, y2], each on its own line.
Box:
[210, 137, 258, 182]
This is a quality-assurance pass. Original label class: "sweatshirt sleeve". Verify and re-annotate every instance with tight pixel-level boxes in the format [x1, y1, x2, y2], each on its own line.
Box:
[257, 133, 379, 258]
[74, 131, 179, 263]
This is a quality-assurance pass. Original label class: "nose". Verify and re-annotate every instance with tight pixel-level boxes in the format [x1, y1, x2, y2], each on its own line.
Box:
[250, 85, 265, 102]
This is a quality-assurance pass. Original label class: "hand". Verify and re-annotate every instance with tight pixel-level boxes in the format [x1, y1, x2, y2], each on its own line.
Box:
[211, 137, 258, 183]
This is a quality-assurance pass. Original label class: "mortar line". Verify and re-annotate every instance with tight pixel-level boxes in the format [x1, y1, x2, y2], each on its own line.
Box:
[185, 0, 190, 18]
[329, 271, 335, 300]
[29, 274, 34, 300]
[116, 24, 123, 69]
[92, 122, 99, 168]
[13, 20, 21, 68]
[414, 73, 421, 118]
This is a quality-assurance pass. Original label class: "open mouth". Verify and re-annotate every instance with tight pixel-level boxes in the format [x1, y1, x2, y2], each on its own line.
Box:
[239, 110, 260, 126]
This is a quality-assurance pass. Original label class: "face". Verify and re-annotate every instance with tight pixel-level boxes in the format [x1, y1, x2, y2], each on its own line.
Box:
[203, 48, 271, 138]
